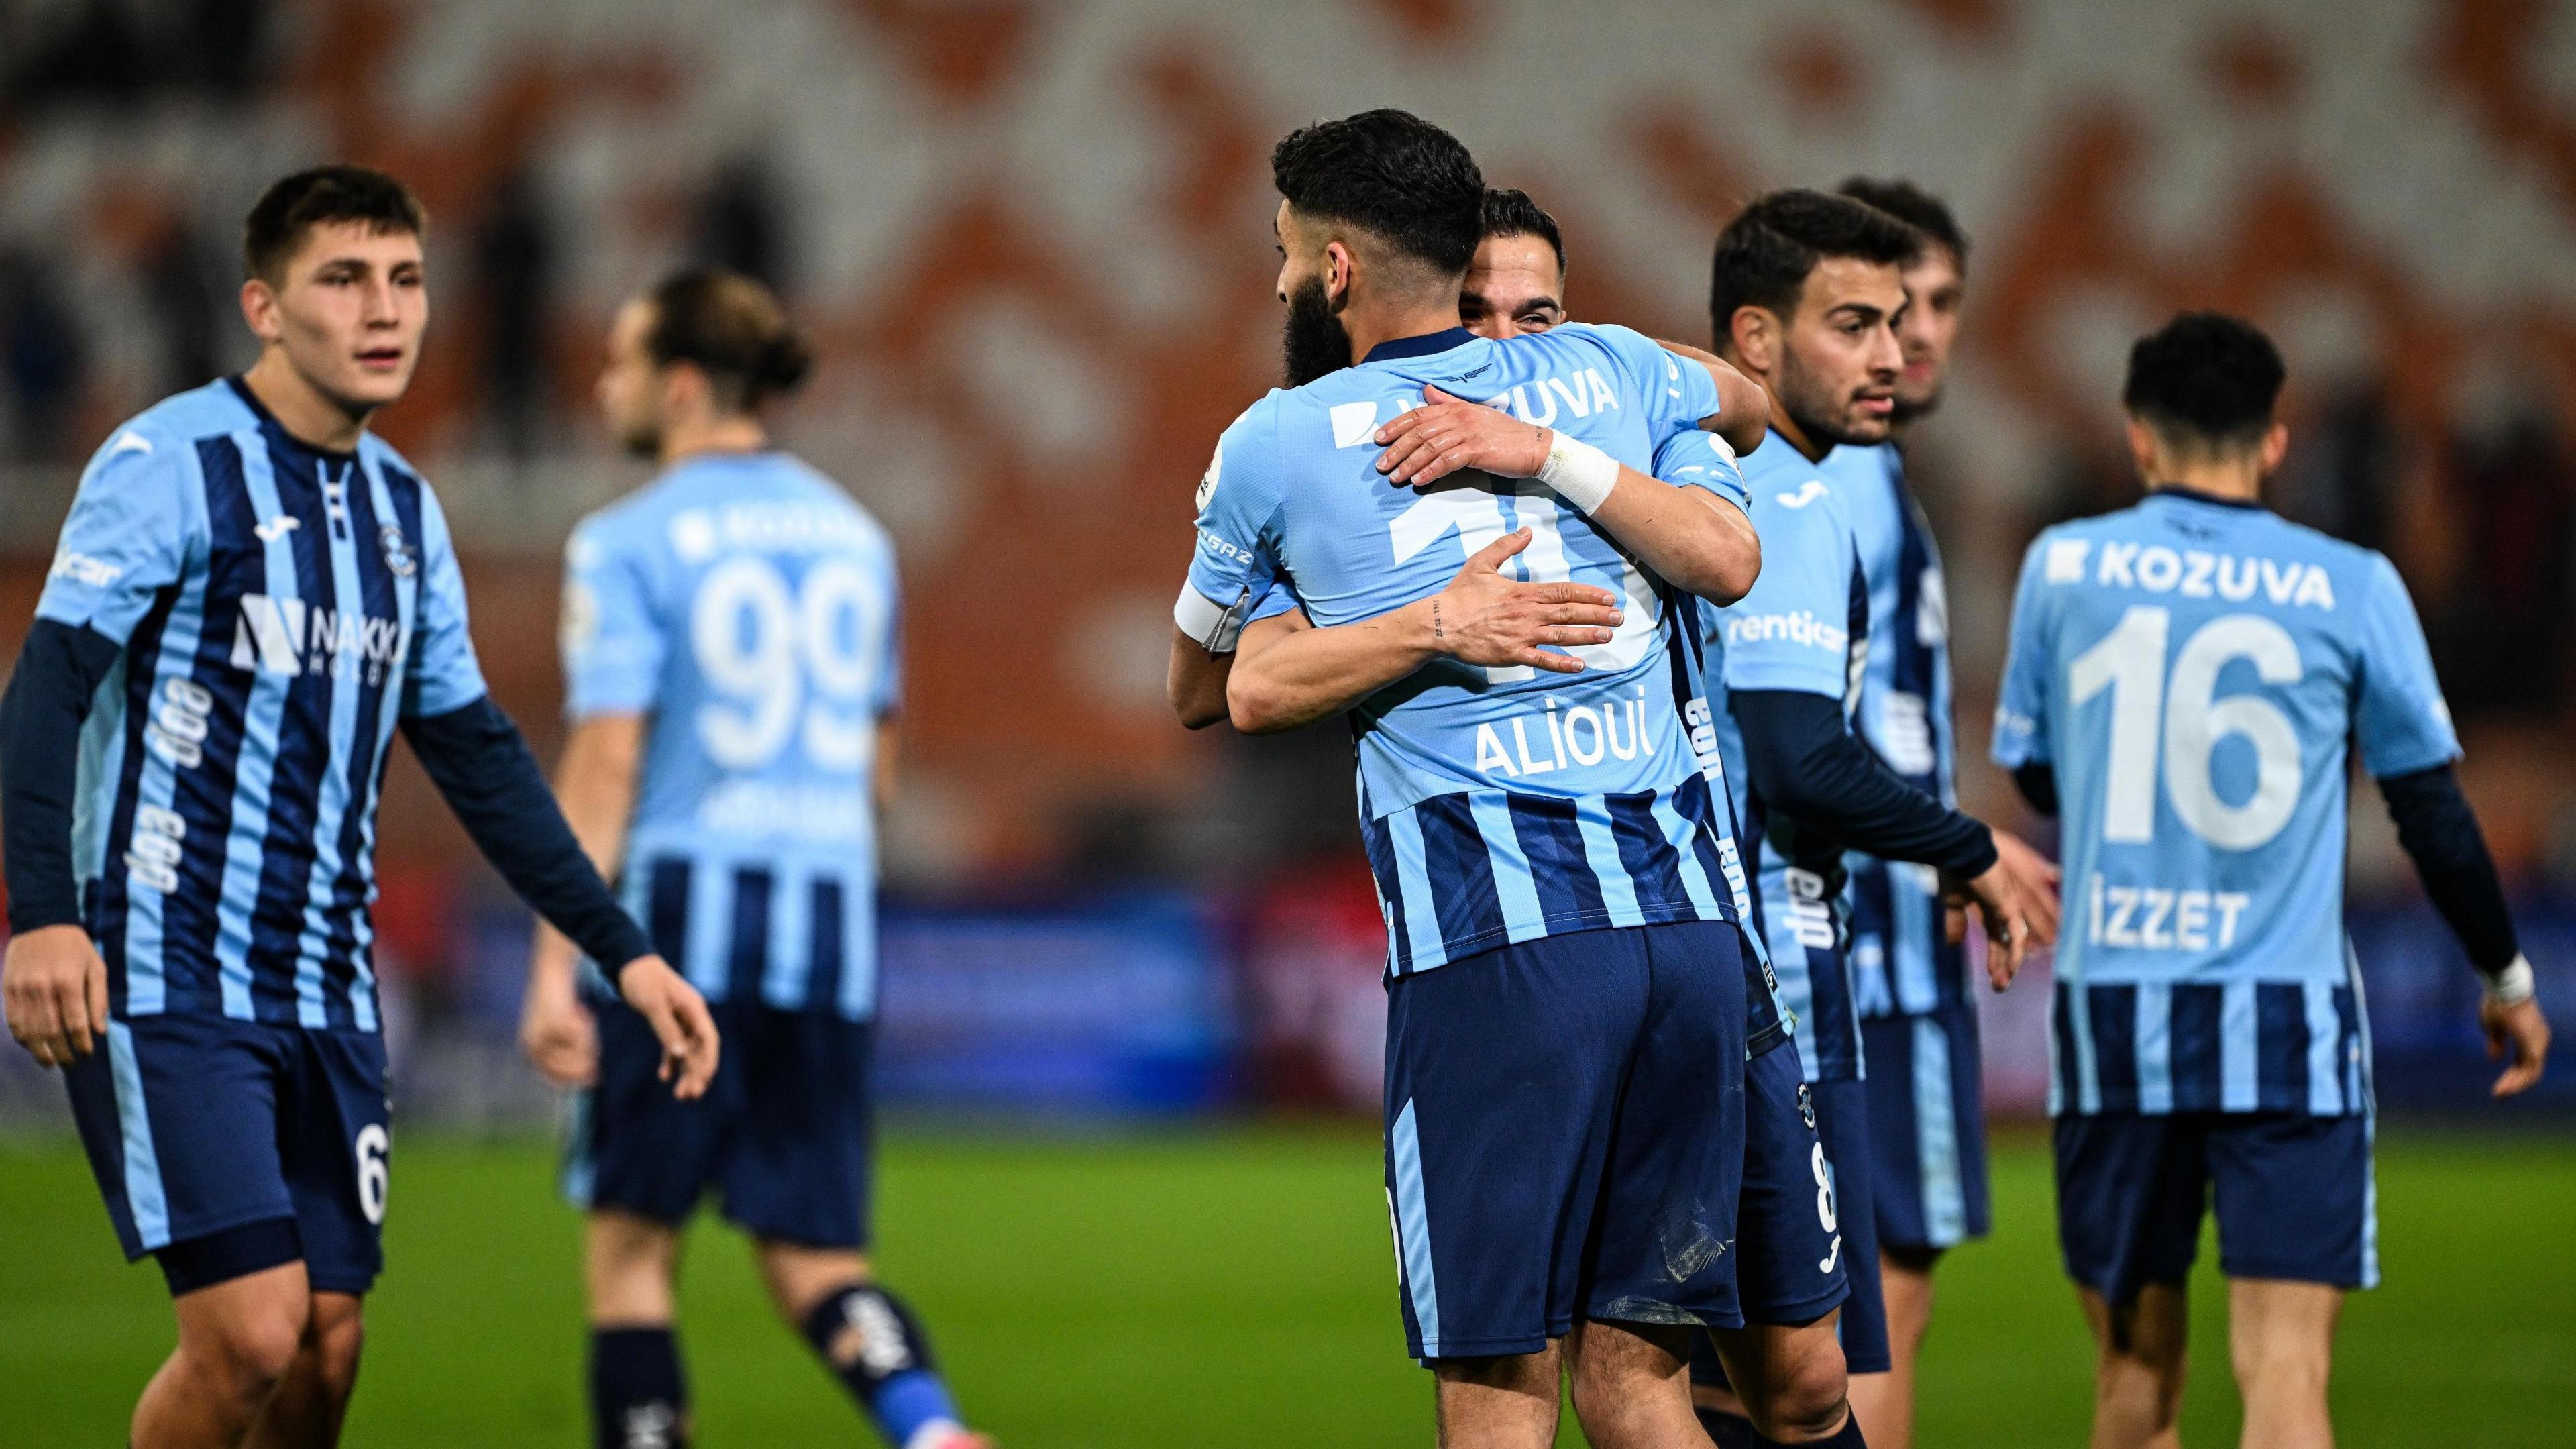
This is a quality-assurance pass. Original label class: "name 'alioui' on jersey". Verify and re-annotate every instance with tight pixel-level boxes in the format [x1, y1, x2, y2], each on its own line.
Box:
[1180, 324, 1748, 975]
[1992, 490, 2459, 1117]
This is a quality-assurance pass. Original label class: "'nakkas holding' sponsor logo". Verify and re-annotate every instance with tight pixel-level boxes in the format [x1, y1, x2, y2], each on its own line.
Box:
[2046, 538, 2338, 610]
[231, 594, 411, 686]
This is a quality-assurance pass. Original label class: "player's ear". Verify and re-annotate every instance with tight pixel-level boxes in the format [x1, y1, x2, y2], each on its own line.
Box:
[2259, 421, 2290, 474]
[2123, 415, 2162, 478]
[239, 276, 284, 345]
[1728, 305, 1776, 375]
[1323, 240, 1354, 311]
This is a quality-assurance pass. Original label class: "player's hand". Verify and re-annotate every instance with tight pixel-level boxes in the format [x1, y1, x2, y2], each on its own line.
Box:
[615, 956, 720, 1100]
[1375, 386, 1548, 488]
[2, 924, 110, 1068]
[1430, 529, 1622, 674]
[2480, 993, 2549, 1097]
[1953, 828, 2061, 989]
[519, 970, 600, 1089]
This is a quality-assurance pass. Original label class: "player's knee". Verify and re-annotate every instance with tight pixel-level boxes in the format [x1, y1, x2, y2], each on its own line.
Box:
[2229, 1326, 2330, 1395]
[198, 1297, 309, 1402]
[1746, 1372, 1851, 1442]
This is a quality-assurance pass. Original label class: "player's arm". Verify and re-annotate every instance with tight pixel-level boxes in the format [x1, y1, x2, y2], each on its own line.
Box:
[519, 712, 647, 1087]
[1733, 691, 2059, 983]
[1371, 386, 1762, 604]
[0, 621, 121, 1065]
[1654, 339, 1771, 455]
[406, 499, 717, 1097]
[1225, 529, 1623, 735]
[1, 430, 198, 1067]
[2351, 553, 2546, 1093]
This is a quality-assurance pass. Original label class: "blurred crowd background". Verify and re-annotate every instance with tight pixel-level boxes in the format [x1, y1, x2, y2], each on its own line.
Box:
[3, 0, 2575, 1126]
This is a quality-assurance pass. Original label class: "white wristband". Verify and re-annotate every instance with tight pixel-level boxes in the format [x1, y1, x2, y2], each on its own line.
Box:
[1537, 431, 1621, 513]
[2485, 953, 2536, 1006]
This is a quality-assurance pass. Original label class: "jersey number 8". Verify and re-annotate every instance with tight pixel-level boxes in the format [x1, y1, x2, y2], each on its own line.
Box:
[2068, 605, 2302, 851]
[692, 555, 884, 773]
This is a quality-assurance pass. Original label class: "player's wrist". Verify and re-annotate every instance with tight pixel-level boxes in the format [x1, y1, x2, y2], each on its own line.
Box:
[2483, 953, 2536, 1006]
[1536, 430, 1619, 513]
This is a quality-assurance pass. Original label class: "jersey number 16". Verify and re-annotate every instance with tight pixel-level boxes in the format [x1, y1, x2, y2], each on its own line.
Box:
[2068, 605, 2303, 851]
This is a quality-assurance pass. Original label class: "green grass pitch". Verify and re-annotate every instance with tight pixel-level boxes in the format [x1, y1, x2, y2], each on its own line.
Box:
[3, 1126, 2571, 1446]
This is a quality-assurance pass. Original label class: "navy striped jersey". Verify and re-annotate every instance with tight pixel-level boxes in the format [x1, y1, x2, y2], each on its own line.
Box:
[1676, 429, 1874, 1083]
[1993, 490, 2458, 1116]
[561, 453, 899, 1020]
[1840, 443, 1969, 1019]
[33, 379, 488, 1030]
[1180, 325, 1747, 975]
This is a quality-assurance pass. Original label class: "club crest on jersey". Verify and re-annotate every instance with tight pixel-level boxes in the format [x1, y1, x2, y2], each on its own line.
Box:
[379, 525, 418, 578]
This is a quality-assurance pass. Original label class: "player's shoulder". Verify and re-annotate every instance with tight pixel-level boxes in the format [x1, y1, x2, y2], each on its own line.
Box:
[83, 380, 249, 480]
[770, 453, 897, 561]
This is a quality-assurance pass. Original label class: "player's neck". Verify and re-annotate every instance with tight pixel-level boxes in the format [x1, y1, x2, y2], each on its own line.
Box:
[240, 352, 371, 455]
[1769, 407, 1830, 464]
[2145, 463, 2263, 504]
[1340, 290, 1468, 367]
[658, 413, 770, 468]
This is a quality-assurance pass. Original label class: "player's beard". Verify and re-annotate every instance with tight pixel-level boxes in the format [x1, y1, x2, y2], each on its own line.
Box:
[1777, 346, 1889, 449]
[1282, 276, 1353, 388]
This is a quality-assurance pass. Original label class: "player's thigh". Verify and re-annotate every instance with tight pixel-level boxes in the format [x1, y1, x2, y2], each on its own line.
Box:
[723, 1009, 875, 1252]
[170, 1258, 314, 1380]
[2053, 1112, 2210, 1307]
[1586, 920, 1753, 1335]
[2222, 1277, 2341, 1384]
[277, 1027, 393, 1297]
[1690, 1038, 1847, 1391]
[2208, 1111, 2374, 1292]
[1382, 929, 1650, 1361]
[566, 994, 747, 1228]
[62, 1012, 297, 1269]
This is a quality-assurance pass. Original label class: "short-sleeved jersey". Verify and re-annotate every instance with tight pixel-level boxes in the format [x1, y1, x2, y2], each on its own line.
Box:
[1839, 443, 1968, 1020]
[1683, 430, 1874, 1083]
[35, 378, 486, 1030]
[1992, 490, 2458, 1117]
[562, 453, 900, 1020]
[1180, 325, 1745, 975]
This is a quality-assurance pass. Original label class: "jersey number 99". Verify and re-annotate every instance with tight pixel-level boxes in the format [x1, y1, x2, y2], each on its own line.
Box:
[2068, 605, 2302, 851]
[691, 555, 885, 772]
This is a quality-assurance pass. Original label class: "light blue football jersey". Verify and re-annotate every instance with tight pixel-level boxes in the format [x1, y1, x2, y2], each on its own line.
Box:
[1992, 490, 2458, 1116]
[34, 378, 484, 1031]
[1678, 430, 1874, 1083]
[1839, 442, 1968, 1019]
[1181, 325, 1745, 974]
[563, 452, 900, 1019]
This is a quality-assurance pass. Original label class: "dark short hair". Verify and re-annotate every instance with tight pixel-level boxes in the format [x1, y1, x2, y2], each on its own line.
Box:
[1480, 188, 1565, 275]
[645, 268, 813, 411]
[242, 166, 427, 281]
[1837, 176, 1969, 269]
[1271, 109, 1483, 276]
[1709, 188, 1922, 340]
[2123, 311, 2284, 447]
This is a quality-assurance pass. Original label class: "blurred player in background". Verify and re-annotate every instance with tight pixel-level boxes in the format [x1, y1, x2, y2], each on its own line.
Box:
[520, 270, 985, 1449]
[1678, 189, 2059, 1448]
[0, 166, 715, 1449]
[1992, 313, 2550, 1449]
[1175, 110, 1785, 1448]
[1829, 176, 1980, 1449]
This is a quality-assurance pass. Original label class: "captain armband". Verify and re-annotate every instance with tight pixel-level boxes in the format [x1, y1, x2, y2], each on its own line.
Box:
[1173, 583, 1252, 655]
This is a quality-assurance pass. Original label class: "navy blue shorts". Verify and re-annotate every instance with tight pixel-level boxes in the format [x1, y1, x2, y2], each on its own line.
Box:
[64, 1014, 391, 1296]
[567, 997, 876, 1249]
[1862, 1001, 1992, 1254]
[2054, 1110, 2377, 1305]
[1383, 920, 1749, 1361]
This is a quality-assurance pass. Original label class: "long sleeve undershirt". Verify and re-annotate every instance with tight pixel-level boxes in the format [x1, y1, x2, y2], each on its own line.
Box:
[1732, 688, 1998, 877]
